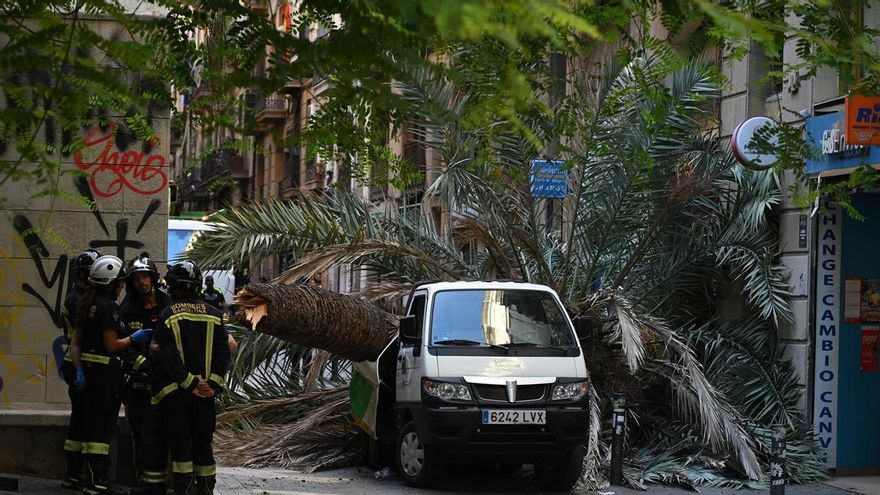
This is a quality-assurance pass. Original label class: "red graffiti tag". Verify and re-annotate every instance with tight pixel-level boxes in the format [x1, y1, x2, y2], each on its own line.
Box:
[74, 124, 168, 198]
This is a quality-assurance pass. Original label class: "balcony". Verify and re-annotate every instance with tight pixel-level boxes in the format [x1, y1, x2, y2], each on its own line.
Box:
[254, 93, 286, 125]
[403, 140, 426, 194]
[304, 157, 318, 184]
[281, 150, 301, 192]
[282, 77, 308, 95]
[179, 147, 246, 201]
[311, 73, 332, 94]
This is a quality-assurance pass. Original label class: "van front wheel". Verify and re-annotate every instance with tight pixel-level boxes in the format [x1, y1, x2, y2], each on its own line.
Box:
[396, 421, 440, 488]
[536, 444, 586, 492]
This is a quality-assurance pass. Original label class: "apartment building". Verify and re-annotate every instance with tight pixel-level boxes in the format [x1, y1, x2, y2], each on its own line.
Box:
[169, 0, 437, 286]
[716, 3, 880, 474]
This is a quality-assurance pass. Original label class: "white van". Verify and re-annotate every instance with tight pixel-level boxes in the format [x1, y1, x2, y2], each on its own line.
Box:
[167, 218, 234, 304]
[360, 281, 591, 491]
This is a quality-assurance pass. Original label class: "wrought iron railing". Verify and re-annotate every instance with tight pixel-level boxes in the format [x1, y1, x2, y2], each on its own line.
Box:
[254, 93, 285, 115]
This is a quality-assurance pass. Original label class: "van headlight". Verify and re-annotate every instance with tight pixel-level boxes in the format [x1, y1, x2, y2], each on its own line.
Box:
[551, 381, 588, 401]
[423, 379, 472, 401]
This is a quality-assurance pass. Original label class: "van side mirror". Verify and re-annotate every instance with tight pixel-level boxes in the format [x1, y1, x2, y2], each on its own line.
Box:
[399, 315, 420, 346]
[573, 316, 593, 341]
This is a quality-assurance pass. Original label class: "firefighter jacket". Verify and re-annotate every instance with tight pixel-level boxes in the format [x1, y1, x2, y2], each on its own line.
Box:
[150, 298, 230, 404]
[80, 293, 126, 368]
[61, 285, 86, 366]
[119, 291, 171, 386]
[202, 287, 225, 311]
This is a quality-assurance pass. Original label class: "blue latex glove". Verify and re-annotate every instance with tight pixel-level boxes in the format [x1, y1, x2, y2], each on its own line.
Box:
[130, 328, 154, 346]
[73, 368, 86, 391]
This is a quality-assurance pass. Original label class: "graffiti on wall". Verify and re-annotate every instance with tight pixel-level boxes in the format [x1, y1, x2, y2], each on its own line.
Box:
[10, 177, 163, 377]
[2, 123, 166, 398]
[1, 24, 169, 402]
[74, 123, 168, 198]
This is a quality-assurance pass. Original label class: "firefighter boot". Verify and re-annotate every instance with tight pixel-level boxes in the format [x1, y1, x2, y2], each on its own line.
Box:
[61, 451, 84, 489]
[195, 475, 215, 495]
[81, 456, 125, 495]
[173, 473, 195, 495]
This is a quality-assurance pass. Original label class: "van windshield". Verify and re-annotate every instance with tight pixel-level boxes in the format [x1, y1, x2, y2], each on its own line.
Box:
[430, 289, 576, 348]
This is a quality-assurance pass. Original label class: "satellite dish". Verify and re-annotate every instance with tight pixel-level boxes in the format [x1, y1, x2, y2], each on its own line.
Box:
[731, 116, 780, 169]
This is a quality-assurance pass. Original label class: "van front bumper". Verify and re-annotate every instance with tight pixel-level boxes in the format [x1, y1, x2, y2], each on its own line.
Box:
[409, 405, 589, 458]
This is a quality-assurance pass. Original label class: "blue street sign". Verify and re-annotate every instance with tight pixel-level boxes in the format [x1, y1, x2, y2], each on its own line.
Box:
[530, 159, 568, 198]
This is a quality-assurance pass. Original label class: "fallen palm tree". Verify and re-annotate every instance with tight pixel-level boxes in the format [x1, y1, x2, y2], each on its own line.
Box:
[235, 283, 398, 362]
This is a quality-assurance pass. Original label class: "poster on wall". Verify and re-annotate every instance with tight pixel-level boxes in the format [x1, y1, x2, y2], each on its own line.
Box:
[861, 326, 880, 373]
[862, 279, 880, 322]
[845, 278, 862, 323]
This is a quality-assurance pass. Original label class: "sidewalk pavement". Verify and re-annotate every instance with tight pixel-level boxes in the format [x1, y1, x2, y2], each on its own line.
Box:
[8, 465, 874, 495]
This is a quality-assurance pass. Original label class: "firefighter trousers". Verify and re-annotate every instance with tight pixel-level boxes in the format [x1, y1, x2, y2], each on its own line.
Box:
[125, 385, 151, 477]
[61, 362, 86, 482]
[138, 397, 171, 495]
[169, 392, 217, 495]
[82, 365, 124, 493]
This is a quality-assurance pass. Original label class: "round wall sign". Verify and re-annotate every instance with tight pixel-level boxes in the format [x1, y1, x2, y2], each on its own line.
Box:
[731, 116, 780, 168]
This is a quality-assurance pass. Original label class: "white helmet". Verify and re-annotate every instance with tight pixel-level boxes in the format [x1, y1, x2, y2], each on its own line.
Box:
[88, 255, 125, 286]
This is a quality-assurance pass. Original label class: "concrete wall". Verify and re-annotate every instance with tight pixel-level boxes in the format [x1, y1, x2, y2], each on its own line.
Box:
[0, 411, 136, 482]
[0, 119, 170, 409]
[0, 18, 170, 409]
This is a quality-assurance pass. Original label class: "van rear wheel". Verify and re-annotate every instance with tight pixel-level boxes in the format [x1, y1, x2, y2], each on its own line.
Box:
[396, 421, 440, 488]
[536, 444, 586, 492]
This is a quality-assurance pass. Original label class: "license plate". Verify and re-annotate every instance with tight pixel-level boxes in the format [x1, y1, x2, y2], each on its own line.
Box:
[481, 409, 546, 425]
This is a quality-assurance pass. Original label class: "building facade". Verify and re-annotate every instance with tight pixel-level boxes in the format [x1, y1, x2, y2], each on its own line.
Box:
[718, 1, 880, 474]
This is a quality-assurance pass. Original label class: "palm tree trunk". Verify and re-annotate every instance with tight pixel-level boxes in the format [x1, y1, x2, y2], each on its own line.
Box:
[234, 283, 398, 362]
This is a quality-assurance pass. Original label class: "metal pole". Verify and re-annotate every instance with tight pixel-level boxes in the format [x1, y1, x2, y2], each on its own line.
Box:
[610, 393, 626, 486]
[770, 425, 786, 495]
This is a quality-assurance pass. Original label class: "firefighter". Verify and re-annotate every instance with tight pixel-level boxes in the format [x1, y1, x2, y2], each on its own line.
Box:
[60, 249, 101, 490]
[201, 275, 225, 312]
[149, 261, 230, 495]
[78, 255, 153, 495]
[119, 255, 170, 482]
[202, 275, 239, 352]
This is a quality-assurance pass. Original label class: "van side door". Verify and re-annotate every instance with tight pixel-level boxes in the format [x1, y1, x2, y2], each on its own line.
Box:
[397, 290, 427, 403]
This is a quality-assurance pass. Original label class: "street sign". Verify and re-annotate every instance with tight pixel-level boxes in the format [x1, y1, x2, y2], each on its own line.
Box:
[529, 159, 568, 198]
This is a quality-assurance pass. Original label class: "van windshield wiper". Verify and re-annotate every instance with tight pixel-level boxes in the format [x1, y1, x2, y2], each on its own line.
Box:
[505, 342, 570, 352]
[433, 339, 508, 350]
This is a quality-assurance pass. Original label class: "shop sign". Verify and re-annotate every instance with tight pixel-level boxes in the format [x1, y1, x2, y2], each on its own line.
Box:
[813, 201, 841, 468]
[805, 112, 879, 176]
[844, 94, 880, 145]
